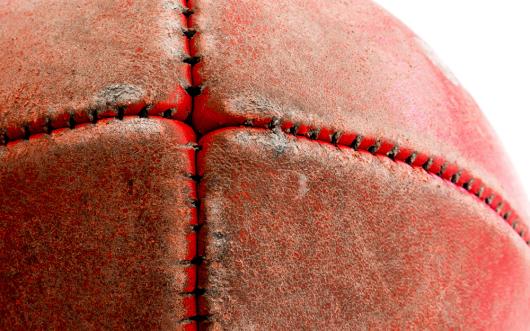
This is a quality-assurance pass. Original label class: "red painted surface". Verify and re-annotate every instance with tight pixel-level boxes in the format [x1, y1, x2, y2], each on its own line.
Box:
[0, 0, 529, 329]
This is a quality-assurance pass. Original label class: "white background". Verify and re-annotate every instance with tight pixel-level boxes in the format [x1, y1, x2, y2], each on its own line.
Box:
[375, 1, 530, 198]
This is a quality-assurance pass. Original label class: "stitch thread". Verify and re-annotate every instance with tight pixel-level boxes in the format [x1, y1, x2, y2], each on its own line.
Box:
[0, 3, 529, 329]
[180, 1, 209, 329]
[1, 112, 529, 249]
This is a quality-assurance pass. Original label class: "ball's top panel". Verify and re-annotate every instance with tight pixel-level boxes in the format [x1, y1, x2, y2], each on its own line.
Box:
[0, 0, 191, 128]
[191, 0, 529, 223]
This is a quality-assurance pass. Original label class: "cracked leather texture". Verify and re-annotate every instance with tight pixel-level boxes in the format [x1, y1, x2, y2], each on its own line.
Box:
[0, 119, 197, 329]
[198, 128, 530, 330]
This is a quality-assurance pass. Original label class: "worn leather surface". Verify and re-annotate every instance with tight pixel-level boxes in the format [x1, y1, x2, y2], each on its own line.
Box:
[0, 119, 197, 330]
[191, 0, 530, 225]
[198, 128, 530, 330]
[1, 0, 529, 329]
[0, 0, 191, 130]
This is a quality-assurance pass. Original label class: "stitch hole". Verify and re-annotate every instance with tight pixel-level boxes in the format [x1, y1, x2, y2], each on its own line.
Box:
[44, 117, 52, 134]
[189, 199, 200, 208]
[485, 195, 495, 205]
[386, 146, 399, 160]
[450, 171, 462, 184]
[503, 211, 512, 220]
[330, 132, 342, 145]
[463, 178, 474, 191]
[162, 109, 174, 118]
[185, 85, 202, 97]
[90, 109, 99, 124]
[267, 117, 281, 129]
[475, 186, 484, 199]
[23, 125, 31, 140]
[181, 7, 194, 16]
[495, 202, 504, 213]
[288, 124, 300, 135]
[405, 152, 417, 165]
[352, 135, 363, 151]
[243, 119, 254, 127]
[182, 28, 197, 39]
[436, 162, 448, 177]
[367, 139, 381, 154]
[1, 132, 8, 146]
[138, 105, 150, 118]
[183, 56, 201, 65]
[422, 158, 434, 171]
[186, 173, 203, 182]
[308, 129, 320, 140]
[116, 106, 125, 120]
[190, 256, 204, 265]
[68, 113, 76, 129]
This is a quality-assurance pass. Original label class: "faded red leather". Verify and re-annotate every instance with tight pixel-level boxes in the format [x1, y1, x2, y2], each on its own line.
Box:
[0, 119, 197, 329]
[0, 0, 191, 130]
[0, 0, 529, 330]
[198, 128, 530, 330]
[191, 0, 530, 225]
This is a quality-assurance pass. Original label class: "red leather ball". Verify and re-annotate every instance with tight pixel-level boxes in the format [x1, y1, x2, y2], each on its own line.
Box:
[1, 0, 529, 329]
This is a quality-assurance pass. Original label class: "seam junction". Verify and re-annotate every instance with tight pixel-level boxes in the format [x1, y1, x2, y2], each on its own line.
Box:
[0, 6, 528, 331]
[180, 1, 209, 330]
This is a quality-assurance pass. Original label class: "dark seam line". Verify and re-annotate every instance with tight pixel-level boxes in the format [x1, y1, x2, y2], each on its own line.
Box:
[214, 117, 530, 247]
[1, 113, 529, 250]
[0, 12, 528, 328]
[181, 1, 209, 329]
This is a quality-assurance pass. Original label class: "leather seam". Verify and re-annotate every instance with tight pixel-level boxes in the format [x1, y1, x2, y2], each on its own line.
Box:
[2, 111, 528, 249]
[237, 116, 530, 246]
[180, 1, 209, 329]
[0, 9, 527, 322]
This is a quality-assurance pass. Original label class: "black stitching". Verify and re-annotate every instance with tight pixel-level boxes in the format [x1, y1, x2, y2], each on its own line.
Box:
[267, 117, 281, 129]
[116, 106, 125, 121]
[308, 128, 320, 140]
[23, 125, 31, 140]
[185, 85, 202, 97]
[422, 157, 433, 171]
[183, 56, 201, 65]
[181, 6, 194, 17]
[44, 117, 52, 134]
[162, 109, 174, 118]
[243, 119, 254, 127]
[90, 110, 99, 124]
[450, 171, 462, 184]
[405, 152, 417, 165]
[1, 132, 8, 146]
[138, 105, 150, 118]
[437, 162, 447, 177]
[367, 139, 381, 154]
[352, 135, 363, 151]
[289, 124, 300, 135]
[386, 146, 399, 160]
[182, 28, 197, 38]
[476, 186, 484, 199]
[68, 113, 76, 129]
[330, 132, 342, 145]
[463, 178, 474, 191]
